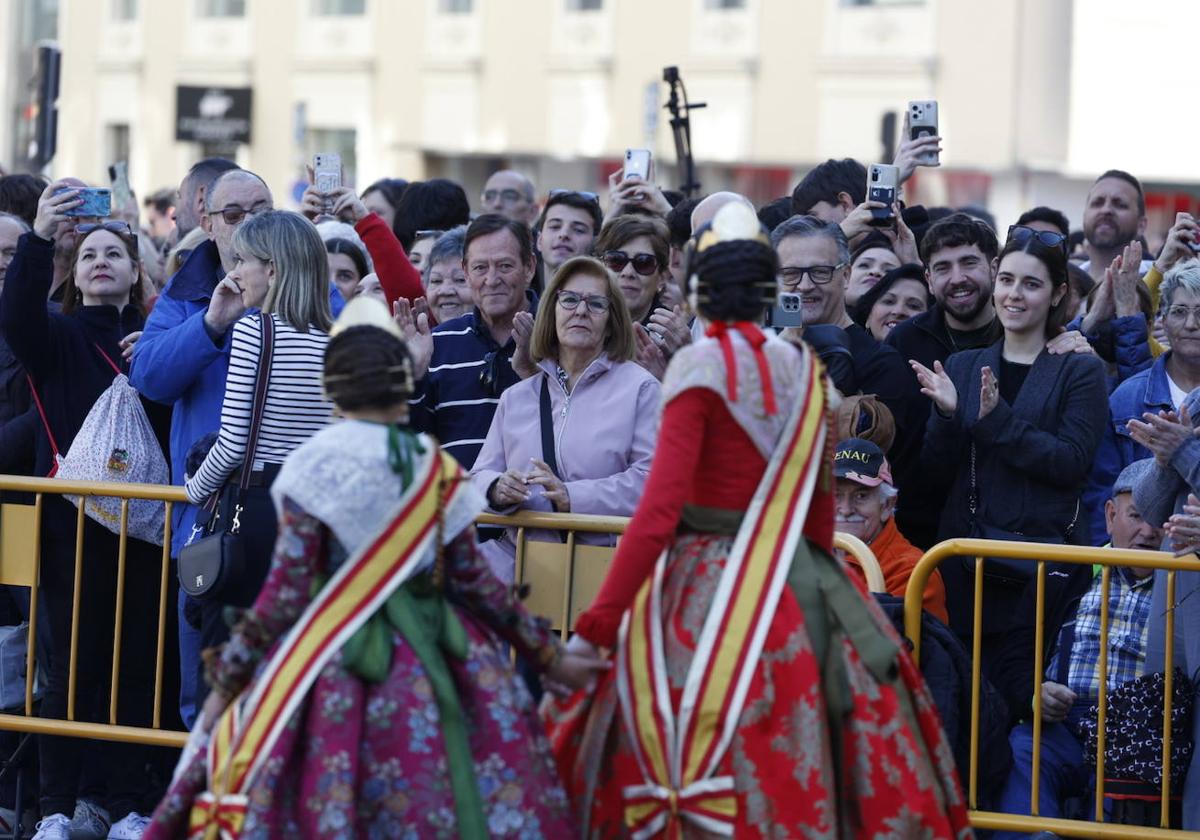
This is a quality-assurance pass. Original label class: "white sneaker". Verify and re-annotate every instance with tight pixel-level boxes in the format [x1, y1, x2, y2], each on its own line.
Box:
[107, 813, 150, 840]
[67, 800, 110, 840]
[32, 813, 71, 840]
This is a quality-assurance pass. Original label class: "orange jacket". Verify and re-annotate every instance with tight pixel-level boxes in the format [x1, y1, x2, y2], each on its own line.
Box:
[849, 516, 948, 624]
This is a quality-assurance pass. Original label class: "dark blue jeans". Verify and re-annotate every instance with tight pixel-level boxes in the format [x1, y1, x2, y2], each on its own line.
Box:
[994, 721, 1088, 839]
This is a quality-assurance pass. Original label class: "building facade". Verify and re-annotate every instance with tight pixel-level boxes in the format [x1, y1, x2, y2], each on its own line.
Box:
[32, 0, 1200, 241]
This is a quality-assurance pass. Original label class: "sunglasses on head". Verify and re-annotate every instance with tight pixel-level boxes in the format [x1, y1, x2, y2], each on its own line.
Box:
[1007, 224, 1068, 254]
[414, 229, 444, 242]
[75, 220, 133, 236]
[602, 250, 659, 276]
[549, 189, 600, 204]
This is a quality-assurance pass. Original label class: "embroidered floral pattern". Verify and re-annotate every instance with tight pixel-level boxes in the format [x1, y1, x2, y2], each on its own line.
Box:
[145, 502, 573, 839]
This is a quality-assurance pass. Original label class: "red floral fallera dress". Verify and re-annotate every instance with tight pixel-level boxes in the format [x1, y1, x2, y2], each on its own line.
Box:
[545, 331, 974, 839]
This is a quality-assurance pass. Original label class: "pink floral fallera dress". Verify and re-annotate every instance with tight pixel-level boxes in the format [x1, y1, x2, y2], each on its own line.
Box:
[144, 423, 574, 839]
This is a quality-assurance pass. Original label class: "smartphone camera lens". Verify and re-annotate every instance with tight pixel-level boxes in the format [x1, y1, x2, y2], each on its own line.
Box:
[871, 171, 878, 182]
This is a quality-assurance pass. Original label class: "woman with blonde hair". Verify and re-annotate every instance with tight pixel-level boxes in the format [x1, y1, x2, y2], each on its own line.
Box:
[471, 255, 660, 583]
[183, 210, 336, 701]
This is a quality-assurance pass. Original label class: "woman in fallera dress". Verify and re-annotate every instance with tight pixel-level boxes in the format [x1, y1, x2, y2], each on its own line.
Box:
[144, 299, 604, 840]
[543, 203, 973, 839]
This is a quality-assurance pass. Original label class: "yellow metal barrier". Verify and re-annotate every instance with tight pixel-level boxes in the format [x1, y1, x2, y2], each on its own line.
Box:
[903, 538, 1200, 837]
[0, 474, 891, 756]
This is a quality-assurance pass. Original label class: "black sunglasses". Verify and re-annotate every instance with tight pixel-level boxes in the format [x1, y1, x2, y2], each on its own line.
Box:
[549, 189, 600, 204]
[602, 250, 659, 276]
[1007, 224, 1068, 255]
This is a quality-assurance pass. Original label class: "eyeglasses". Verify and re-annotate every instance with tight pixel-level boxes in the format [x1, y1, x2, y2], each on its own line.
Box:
[556, 290, 610, 314]
[549, 189, 600, 204]
[1165, 305, 1200, 326]
[602, 250, 659, 276]
[778, 264, 844, 289]
[208, 203, 271, 225]
[482, 188, 529, 206]
[414, 229, 444, 242]
[75, 220, 133, 237]
[1007, 225, 1068, 255]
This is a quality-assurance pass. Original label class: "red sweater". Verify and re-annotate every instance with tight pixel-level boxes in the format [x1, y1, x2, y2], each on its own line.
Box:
[575, 388, 834, 648]
[354, 213, 423, 307]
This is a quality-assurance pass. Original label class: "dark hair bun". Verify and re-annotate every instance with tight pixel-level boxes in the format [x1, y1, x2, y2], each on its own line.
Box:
[693, 238, 778, 322]
[323, 325, 414, 412]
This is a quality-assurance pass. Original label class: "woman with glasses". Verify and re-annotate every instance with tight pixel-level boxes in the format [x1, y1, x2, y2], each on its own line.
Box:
[1, 181, 175, 840]
[910, 224, 1108, 727]
[544, 202, 970, 838]
[471, 255, 659, 583]
[593, 215, 692, 376]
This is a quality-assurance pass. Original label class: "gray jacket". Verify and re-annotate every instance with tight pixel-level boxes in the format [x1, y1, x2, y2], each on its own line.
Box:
[1131, 386, 1200, 829]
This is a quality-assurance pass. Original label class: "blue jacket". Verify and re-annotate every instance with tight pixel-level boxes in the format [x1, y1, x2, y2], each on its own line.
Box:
[1069, 313, 1153, 392]
[1083, 352, 1174, 546]
[129, 240, 230, 556]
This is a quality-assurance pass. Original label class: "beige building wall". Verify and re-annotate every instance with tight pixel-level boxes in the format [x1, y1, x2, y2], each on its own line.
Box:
[46, 0, 1200, 236]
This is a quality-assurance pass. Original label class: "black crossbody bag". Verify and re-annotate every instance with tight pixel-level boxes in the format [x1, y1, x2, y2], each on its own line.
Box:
[179, 314, 275, 603]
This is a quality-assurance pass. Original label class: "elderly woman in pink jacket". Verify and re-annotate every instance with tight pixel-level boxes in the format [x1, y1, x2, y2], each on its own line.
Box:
[471, 256, 660, 583]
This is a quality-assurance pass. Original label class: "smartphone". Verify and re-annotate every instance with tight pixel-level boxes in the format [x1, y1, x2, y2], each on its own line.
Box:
[623, 148, 651, 181]
[867, 164, 899, 227]
[767, 292, 804, 329]
[55, 187, 112, 218]
[907, 100, 939, 166]
[312, 153, 341, 195]
[108, 162, 132, 210]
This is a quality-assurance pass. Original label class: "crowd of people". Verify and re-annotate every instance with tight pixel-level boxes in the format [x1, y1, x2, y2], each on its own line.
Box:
[0, 114, 1197, 839]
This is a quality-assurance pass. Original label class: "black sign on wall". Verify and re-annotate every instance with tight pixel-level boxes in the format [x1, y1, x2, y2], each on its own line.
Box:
[175, 86, 253, 144]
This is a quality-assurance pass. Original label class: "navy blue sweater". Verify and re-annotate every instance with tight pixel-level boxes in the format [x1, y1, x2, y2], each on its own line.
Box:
[410, 309, 522, 468]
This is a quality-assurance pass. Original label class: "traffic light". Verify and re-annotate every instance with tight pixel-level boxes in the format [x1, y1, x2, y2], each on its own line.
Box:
[28, 41, 61, 169]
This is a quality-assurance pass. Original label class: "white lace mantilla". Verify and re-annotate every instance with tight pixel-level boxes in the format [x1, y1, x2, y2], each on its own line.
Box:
[270, 421, 484, 565]
[662, 330, 810, 460]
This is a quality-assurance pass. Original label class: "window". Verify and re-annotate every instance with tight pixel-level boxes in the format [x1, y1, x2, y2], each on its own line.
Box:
[312, 0, 365, 14]
[305, 128, 358, 187]
[111, 0, 137, 21]
[704, 0, 745, 8]
[196, 0, 245, 17]
[565, 0, 603, 9]
[105, 123, 130, 167]
[437, 0, 473, 13]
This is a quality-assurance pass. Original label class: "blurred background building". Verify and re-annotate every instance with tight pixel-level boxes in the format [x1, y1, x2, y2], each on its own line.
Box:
[2, 0, 1199, 243]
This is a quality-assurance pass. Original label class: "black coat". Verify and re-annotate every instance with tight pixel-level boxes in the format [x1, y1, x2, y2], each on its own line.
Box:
[886, 306, 1003, 548]
[921, 340, 1105, 721]
[874, 594, 1012, 805]
[0, 232, 170, 491]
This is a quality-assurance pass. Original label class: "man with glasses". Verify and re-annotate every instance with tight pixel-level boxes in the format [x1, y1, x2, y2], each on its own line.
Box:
[480, 169, 539, 226]
[535, 190, 601, 277]
[409, 213, 537, 468]
[129, 167, 273, 728]
[770, 214, 926, 536]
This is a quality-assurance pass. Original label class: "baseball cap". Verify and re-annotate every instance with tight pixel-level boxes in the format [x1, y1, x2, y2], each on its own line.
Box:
[834, 438, 893, 488]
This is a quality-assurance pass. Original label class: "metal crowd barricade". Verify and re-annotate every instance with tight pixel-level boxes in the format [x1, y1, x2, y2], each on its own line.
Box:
[0, 474, 889, 751]
[903, 538, 1200, 838]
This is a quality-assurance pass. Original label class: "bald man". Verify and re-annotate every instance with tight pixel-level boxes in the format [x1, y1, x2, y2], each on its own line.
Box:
[690, 191, 755, 234]
[481, 169, 538, 226]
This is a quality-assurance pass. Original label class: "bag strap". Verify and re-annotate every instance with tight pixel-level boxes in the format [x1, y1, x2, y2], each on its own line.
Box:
[239, 313, 275, 494]
[91, 342, 122, 376]
[25, 373, 61, 471]
[968, 441, 978, 521]
[539, 373, 561, 480]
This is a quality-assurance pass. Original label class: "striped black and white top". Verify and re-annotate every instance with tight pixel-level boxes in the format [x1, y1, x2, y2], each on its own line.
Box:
[185, 313, 334, 504]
